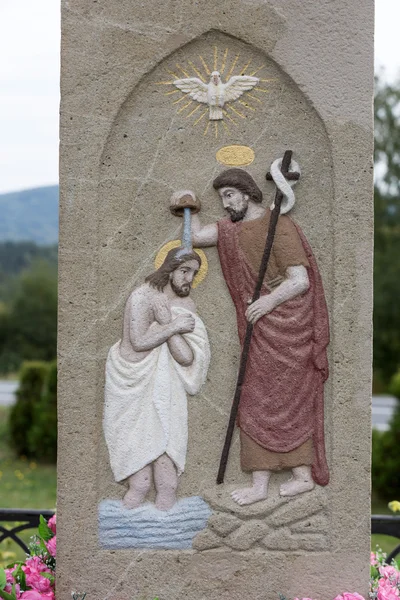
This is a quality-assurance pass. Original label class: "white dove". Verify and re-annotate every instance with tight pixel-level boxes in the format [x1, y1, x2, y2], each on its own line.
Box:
[173, 70, 259, 121]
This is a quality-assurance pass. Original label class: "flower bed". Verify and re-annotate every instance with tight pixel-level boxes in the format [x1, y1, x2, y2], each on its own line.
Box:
[0, 515, 55, 600]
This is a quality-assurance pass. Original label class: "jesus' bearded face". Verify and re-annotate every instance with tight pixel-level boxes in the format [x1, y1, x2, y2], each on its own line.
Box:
[169, 259, 199, 297]
[218, 186, 249, 222]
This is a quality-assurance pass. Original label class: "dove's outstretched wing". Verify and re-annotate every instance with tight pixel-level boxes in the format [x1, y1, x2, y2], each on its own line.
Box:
[223, 75, 259, 102]
[173, 78, 208, 103]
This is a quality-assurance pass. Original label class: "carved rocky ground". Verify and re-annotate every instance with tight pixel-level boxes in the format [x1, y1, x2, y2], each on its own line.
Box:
[193, 487, 328, 552]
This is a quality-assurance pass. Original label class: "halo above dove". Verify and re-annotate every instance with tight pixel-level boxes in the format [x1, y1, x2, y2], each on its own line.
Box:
[157, 46, 275, 137]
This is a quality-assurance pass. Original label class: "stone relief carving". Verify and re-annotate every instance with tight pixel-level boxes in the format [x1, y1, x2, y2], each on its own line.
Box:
[158, 45, 274, 136]
[98, 33, 331, 552]
[172, 71, 260, 121]
[103, 242, 211, 510]
[174, 164, 330, 507]
[100, 225, 212, 548]
[193, 487, 328, 552]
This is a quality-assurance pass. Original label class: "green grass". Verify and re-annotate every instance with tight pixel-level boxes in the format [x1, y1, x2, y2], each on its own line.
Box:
[371, 495, 400, 556]
[0, 406, 56, 509]
[0, 405, 56, 565]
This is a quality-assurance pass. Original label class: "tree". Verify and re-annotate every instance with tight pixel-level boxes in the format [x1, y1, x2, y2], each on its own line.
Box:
[373, 77, 400, 384]
[0, 259, 57, 373]
[11, 260, 58, 361]
[9, 361, 49, 457]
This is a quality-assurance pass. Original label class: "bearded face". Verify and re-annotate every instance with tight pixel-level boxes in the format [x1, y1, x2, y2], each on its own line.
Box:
[170, 279, 191, 297]
[218, 187, 249, 222]
[169, 259, 199, 297]
[225, 205, 248, 222]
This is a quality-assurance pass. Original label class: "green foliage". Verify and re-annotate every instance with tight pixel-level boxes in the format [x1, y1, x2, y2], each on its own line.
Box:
[0, 258, 57, 374]
[9, 362, 49, 457]
[28, 362, 57, 462]
[8, 361, 58, 463]
[8, 360, 58, 463]
[0, 584, 15, 600]
[0, 568, 6, 590]
[10, 260, 57, 360]
[372, 400, 400, 500]
[0, 406, 57, 513]
[374, 77, 400, 383]
[0, 185, 58, 245]
[373, 221, 400, 381]
[0, 307, 20, 374]
[38, 515, 54, 542]
[388, 369, 400, 399]
[0, 241, 57, 292]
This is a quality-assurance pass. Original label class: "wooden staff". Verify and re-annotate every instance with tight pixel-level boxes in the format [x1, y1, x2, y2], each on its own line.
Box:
[216, 150, 300, 484]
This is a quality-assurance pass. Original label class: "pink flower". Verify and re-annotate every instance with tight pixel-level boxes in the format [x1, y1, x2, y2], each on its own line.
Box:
[25, 571, 52, 593]
[377, 579, 400, 600]
[47, 515, 56, 534]
[5, 583, 21, 598]
[21, 592, 54, 600]
[5, 566, 16, 584]
[334, 594, 366, 600]
[22, 556, 53, 593]
[371, 552, 379, 566]
[45, 535, 56, 557]
[379, 566, 400, 585]
[24, 556, 51, 574]
[4, 564, 18, 591]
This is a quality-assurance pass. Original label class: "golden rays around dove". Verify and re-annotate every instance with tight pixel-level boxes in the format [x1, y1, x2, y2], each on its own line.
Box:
[156, 46, 275, 138]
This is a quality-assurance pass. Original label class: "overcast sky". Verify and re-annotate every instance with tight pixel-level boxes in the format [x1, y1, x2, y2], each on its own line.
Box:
[0, 0, 398, 194]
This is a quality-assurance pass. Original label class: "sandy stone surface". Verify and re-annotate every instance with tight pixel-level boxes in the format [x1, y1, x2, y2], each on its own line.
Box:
[193, 487, 328, 552]
[58, 1, 374, 598]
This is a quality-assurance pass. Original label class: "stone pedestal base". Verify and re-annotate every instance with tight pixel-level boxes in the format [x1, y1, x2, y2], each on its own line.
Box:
[193, 486, 328, 552]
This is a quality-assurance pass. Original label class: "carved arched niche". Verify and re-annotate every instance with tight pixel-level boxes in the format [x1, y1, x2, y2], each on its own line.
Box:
[96, 30, 333, 501]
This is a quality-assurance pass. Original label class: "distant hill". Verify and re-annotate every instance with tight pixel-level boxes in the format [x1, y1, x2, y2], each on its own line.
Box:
[0, 185, 58, 245]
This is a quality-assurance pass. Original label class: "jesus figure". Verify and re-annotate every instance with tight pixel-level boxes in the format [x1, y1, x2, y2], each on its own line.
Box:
[170, 168, 330, 506]
[103, 247, 210, 511]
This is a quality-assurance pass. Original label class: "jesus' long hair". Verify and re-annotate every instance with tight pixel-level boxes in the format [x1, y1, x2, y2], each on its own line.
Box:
[145, 247, 201, 292]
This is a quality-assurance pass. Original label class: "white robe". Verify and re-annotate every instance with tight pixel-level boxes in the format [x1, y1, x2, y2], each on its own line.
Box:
[103, 306, 210, 482]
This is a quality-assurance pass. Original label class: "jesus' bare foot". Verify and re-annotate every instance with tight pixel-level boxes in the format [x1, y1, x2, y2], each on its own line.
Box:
[231, 470, 270, 506]
[279, 465, 315, 497]
[122, 466, 152, 509]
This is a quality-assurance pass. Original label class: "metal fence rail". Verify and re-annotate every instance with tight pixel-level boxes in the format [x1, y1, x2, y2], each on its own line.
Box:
[0, 508, 55, 554]
[371, 514, 400, 563]
[0, 510, 399, 560]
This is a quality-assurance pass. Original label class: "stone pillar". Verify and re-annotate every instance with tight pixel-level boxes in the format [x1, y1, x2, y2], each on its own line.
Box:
[58, 1, 374, 598]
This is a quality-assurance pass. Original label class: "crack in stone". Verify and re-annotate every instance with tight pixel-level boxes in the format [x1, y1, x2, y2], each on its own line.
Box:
[103, 111, 179, 248]
[201, 392, 230, 418]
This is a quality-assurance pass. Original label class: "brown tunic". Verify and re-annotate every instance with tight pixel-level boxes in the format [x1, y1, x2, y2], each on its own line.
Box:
[240, 431, 313, 472]
[239, 212, 312, 472]
[239, 211, 310, 285]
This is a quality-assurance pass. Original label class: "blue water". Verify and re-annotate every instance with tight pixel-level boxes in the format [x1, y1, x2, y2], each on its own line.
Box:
[98, 496, 211, 550]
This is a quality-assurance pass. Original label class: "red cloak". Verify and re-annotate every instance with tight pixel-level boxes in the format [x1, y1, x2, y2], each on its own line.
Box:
[217, 215, 330, 486]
